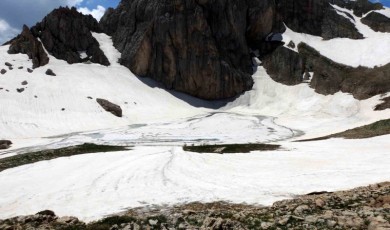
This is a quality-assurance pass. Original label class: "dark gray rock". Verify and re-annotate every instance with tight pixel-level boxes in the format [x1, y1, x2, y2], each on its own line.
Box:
[8, 66, 13, 70]
[277, 0, 364, 40]
[16, 88, 25, 93]
[30, 7, 109, 66]
[374, 96, 390, 111]
[27, 68, 33, 73]
[262, 46, 305, 85]
[4, 62, 12, 67]
[1, 69, 6, 75]
[362, 12, 390, 33]
[45, 69, 56, 76]
[0, 140, 12, 150]
[7, 25, 49, 69]
[21, 81, 28, 85]
[96, 98, 122, 117]
[299, 43, 390, 100]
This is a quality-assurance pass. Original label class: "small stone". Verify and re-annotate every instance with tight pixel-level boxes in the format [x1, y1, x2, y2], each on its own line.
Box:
[21, 81, 28, 85]
[287, 40, 296, 49]
[16, 88, 25, 93]
[304, 215, 318, 223]
[18, 66, 23, 69]
[148, 219, 158, 225]
[61, 108, 65, 111]
[5, 62, 12, 67]
[327, 220, 337, 228]
[278, 215, 290, 225]
[27, 68, 33, 73]
[45, 69, 56, 76]
[315, 198, 325, 208]
[1, 69, 6, 74]
[294, 205, 310, 215]
[8, 66, 13, 70]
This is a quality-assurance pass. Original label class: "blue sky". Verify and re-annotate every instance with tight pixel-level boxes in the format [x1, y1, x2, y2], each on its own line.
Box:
[0, 0, 389, 44]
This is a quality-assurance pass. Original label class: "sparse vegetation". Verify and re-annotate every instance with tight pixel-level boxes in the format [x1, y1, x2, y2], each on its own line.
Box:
[298, 119, 390, 142]
[0, 143, 129, 172]
[183, 143, 280, 153]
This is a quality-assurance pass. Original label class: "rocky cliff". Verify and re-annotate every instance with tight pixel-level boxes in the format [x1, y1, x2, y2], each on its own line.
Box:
[4, 0, 390, 100]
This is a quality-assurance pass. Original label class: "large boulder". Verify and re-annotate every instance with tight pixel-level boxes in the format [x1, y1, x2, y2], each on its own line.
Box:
[96, 98, 122, 117]
[100, 0, 284, 100]
[0, 140, 12, 150]
[30, 7, 109, 66]
[7, 25, 49, 68]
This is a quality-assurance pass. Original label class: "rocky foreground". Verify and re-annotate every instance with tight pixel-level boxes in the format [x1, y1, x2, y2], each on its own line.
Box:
[1, 182, 389, 230]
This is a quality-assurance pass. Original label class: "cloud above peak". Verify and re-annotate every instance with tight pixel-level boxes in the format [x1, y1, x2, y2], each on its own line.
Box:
[78, 5, 106, 21]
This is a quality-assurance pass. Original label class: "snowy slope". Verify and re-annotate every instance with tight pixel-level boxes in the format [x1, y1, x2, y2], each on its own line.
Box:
[0, 135, 389, 221]
[0, 33, 209, 139]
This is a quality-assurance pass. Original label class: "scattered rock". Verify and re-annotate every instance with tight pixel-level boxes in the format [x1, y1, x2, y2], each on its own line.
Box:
[96, 98, 122, 117]
[287, 41, 296, 49]
[21, 81, 28, 85]
[5, 62, 12, 67]
[0, 140, 12, 150]
[61, 108, 66, 111]
[16, 88, 25, 93]
[375, 96, 390, 111]
[1, 69, 6, 74]
[27, 68, 33, 73]
[45, 69, 56, 76]
[8, 66, 13, 70]
[18, 66, 23, 69]
[34, 95, 38, 98]
[87, 96, 93, 99]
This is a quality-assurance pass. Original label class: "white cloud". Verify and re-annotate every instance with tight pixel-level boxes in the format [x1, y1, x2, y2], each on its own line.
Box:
[0, 18, 20, 44]
[77, 5, 106, 21]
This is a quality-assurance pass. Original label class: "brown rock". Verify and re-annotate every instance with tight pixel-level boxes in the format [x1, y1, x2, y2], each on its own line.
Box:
[96, 98, 122, 117]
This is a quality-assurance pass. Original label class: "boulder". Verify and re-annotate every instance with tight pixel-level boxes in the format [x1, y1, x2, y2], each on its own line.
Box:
[96, 98, 122, 117]
[45, 69, 56, 76]
[0, 69, 6, 75]
[7, 25, 49, 68]
[0, 140, 12, 150]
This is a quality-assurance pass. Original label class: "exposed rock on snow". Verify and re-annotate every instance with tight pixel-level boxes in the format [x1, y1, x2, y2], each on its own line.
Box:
[0, 140, 12, 150]
[0, 69, 6, 75]
[362, 12, 390, 32]
[375, 96, 390, 111]
[45, 69, 56, 76]
[96, 98, 122, 117]
[4, 62, 12, 67]
[27, 68, 33, 73]
[7, 25, 49, 69]
[277, 0, 366, 40]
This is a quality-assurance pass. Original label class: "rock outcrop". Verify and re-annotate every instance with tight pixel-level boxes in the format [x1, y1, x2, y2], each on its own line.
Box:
[96, 98, 122, 117]
[7, 25, 49, 69]
[277, 0, 364, 40]
[99, 0, 284, 99]
[30, 7, 109, 66]
[263, 43, 390, 100]
[362, 12, 390, 33]
[6, 7, 109, 67]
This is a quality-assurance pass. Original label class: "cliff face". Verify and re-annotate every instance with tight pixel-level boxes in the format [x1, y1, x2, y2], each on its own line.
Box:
[100, 0, 285, 100]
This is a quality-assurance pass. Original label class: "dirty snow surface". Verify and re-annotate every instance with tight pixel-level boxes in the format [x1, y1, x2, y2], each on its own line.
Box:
[0, 26, 390, 221]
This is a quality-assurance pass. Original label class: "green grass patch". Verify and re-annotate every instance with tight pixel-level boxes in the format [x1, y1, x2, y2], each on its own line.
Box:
[0, 143, 129, 172]
[298, 119, 390, 142]
[183, 143, 280, 154]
